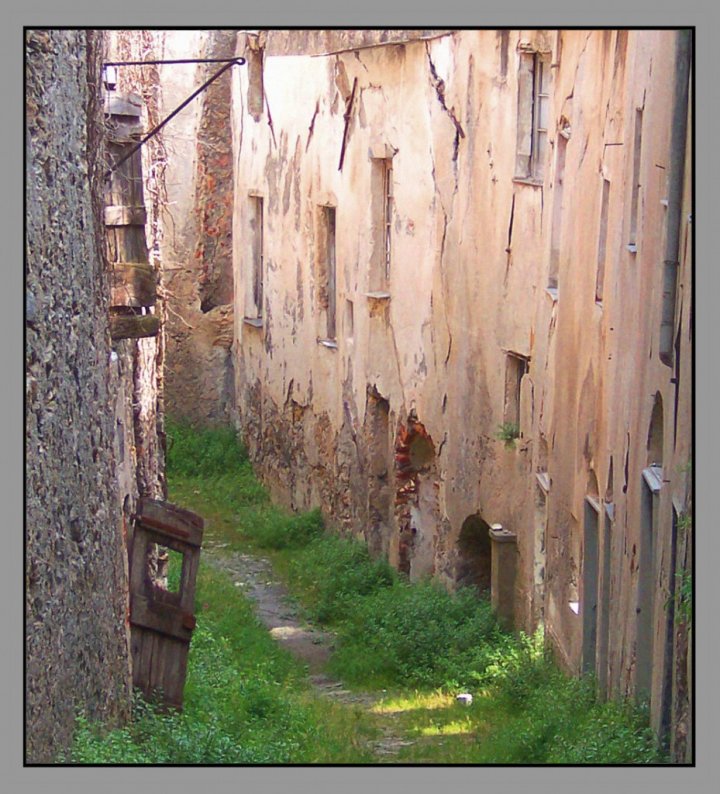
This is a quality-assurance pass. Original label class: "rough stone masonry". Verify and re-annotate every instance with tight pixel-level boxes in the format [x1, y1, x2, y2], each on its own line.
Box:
[25, 29, 132, 762]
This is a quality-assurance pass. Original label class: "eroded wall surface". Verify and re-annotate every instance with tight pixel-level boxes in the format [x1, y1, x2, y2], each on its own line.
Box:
[142, 30, 237, 426]
[229, 29, 692, 754]
[25, 29, 132, 762]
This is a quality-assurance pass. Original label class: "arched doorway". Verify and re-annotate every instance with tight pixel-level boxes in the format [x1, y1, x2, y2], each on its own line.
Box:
[456, 514, 492, 594]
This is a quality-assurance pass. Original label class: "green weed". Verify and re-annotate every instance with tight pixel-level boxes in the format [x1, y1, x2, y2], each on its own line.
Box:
[495, 422, 520, 446]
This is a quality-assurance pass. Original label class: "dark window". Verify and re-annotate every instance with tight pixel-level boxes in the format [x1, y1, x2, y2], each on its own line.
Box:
[504, 352, 529, 428]
[516, 52, 551, 181]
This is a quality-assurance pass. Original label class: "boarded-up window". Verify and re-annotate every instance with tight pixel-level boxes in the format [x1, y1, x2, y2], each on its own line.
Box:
[516, 52, 551, 181]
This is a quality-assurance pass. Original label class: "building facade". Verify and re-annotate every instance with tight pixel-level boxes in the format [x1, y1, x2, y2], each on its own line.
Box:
[227, 29, 692, 757]
[144, 28, 692, 759]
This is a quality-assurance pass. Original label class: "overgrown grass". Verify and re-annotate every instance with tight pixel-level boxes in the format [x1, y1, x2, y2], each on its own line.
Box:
[67, 420, 665, 764]
[64, 563, 374, 763]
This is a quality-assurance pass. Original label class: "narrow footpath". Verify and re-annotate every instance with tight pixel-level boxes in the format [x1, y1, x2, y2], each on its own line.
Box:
[202, 540, 418, 759]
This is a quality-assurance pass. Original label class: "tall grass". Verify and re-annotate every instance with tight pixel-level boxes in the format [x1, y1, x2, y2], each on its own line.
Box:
[67, 420, 665, 764]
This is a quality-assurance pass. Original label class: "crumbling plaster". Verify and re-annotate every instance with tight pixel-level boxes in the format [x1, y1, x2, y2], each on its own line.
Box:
[153, 27, 690, 753]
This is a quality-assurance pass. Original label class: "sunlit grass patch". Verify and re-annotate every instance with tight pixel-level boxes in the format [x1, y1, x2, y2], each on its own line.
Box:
[418, 718, 474, 737]
[370, 690, 455, 715]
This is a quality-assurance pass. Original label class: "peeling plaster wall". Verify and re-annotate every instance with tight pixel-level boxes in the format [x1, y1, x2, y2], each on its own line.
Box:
[149, 30, 237, 426]
[230, 29, 691, 751]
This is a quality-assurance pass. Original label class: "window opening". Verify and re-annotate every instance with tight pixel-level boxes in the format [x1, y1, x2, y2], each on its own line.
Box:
[533, 481, 549, 625]
[548, 133, 567, 292]
[370, 157, 393, 292]
[628, 108, 643, 252]
[246, 195, 264, 320]
[504, 352, 529, 429]
[598, 495, 613, 697]
[247, 41, 264, 119]
[582, 495, 600, 674]
[147, 543, 184, 595]
[636, 466, 661, 700]
[318, 205, 337, 341]
[345, 299, 354, 340]
[515, 52, 551, 181]
[596, 178, 611, 303]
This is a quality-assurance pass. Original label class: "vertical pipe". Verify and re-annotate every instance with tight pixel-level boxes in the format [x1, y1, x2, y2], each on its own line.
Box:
[659, 30, 692, 366]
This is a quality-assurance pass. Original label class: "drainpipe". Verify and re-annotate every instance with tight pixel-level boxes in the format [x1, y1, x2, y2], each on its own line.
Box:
[659, 29, 692, 367]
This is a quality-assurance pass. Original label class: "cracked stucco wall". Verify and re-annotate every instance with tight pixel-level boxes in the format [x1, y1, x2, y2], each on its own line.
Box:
[228, 29, 691, 753]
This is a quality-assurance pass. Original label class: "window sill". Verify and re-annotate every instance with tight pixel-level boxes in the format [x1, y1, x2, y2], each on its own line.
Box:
[243, 317, 263, 328]
[317, 338, 338, 349]
[512, 176, 544, 187]
[365, 291, 391, 300]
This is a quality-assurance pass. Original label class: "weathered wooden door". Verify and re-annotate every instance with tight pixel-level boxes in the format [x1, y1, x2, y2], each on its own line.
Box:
[129, 498, 204, 709]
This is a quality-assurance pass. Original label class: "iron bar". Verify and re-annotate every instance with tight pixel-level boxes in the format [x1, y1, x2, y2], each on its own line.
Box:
[104, 57, 246, 66]
[104, 57, 246, 179]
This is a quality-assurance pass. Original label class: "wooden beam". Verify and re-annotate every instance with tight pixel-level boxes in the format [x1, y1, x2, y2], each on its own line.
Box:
[105, 204, 148, 227]
[111, 262, 156, 307]
[136, 499, 204, 547]
[104, 93, 143, 117]
[109, 313, 160, 340]
[130, 594, 194, 642]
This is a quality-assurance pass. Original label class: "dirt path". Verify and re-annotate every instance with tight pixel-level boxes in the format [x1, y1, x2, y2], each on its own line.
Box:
[202, 541, 416, 759]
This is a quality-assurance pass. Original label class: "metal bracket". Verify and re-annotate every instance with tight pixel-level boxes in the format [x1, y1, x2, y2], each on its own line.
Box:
[103, 57, 246, 179]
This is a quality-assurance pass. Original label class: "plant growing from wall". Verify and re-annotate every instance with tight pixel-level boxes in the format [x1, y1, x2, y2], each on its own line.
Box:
[675, 568, 692, 624]
[496, 422, 520, 447]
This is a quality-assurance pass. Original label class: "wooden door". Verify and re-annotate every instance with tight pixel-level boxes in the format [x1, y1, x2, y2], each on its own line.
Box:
[129, 498, 204, 709]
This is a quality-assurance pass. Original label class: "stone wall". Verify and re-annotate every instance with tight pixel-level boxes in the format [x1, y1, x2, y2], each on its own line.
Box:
[25, 29, 132, 762]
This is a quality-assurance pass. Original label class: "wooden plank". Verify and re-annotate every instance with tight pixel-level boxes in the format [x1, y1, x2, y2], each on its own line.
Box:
[129, 530, 151, 598]
[106, 118, 144, 143]
[105, 92, 143, 117]
[137, 499, 204, 544]
[180, 547, 201, 613]
[111, 262, 156, 307]
[154, 500, 205, 530]
[130, 593, 194, 642]
[105, 204, 148, 227]
[109, 313, 160, 340]
[107, 227, 150, 266]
